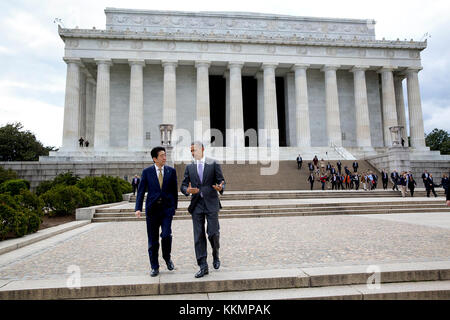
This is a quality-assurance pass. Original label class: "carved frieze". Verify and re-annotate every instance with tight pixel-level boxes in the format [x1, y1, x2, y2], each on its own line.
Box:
[97, 40, 109, 48]
[104, 9, 376, 42]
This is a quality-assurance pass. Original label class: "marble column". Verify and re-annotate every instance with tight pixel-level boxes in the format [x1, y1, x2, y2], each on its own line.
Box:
[321, 65, 342, 147]
[94, 59, 112, 150]
[128, 60, 145, 151]
[195, 61, 211, 136]
[406, 68, 426, 149]
[78, 70, 87, 141]
[351, 66, 372, 147]
[62, 58, 81, 150]
[262, 63, 279, 147]
[292, 64, 311, 147]
[224, 71, 230, 132]
[394, 75, 408, 147]
[85, 76, 96, 147]
[255, 72, 264, 146]
[162, 60, 177, 126]
[378, 67, 398, 147]
[227, 62, 244, 147]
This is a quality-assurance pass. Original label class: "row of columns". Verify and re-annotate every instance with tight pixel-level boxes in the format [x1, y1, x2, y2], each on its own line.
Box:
[62, 58, 426, 151]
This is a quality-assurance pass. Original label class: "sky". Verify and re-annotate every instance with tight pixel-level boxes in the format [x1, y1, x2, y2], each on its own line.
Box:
[0, 0, 449, 148]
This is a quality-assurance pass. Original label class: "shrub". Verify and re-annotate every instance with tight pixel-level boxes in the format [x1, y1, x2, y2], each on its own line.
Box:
[0, 179, 30, 196]
[0, 166, 18, 184]
[0, 202, 18, 240]
[52, 171, 79, 186]
[76, 176, 117, 203]
[0, 192, 42, 240]
[35, 180, 55, 196]
[15, 189, 43, 233]
[35, 172, 80, 197]
[85, 187, 105, 206]
[41, 185, 90, 216]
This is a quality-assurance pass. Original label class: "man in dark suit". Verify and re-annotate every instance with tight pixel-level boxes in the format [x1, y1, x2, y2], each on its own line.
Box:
[181, 142, 226, 278]
[131, 175, 140, 196]
[307, 173, 315, 190]
[391, 170, 399, 191]
[135, 146, 178, 277]
[381, 170, 389, 190]
[336, 160, 342, 175]
[296, 154, 303, 169]
[352, 161, 358, 173]
[422, 170, 430, 188]
[426, 174, 438, 197]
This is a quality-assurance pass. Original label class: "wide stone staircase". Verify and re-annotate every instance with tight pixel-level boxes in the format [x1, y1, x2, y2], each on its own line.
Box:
[92, 188, 449, 222]
[173, 160, 383, 191]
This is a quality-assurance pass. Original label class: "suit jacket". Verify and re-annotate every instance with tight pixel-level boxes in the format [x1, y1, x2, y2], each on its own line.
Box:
[135, 165, 178, 216]
[180, 157, 226, 213]
[131, 178, 140, 187]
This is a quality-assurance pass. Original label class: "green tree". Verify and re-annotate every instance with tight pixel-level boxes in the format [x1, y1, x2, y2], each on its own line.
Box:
[0, 122, 55, 161]
[441, 139, 450, 155]
[0, 166, 18, 184]
[425, 128, 450, 154]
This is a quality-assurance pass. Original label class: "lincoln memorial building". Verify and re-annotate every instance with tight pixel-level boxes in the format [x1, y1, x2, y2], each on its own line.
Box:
[47, 7, 444, 163]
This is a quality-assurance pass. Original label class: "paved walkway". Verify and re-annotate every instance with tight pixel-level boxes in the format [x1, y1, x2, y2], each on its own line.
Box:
[1, 208, 450, 282]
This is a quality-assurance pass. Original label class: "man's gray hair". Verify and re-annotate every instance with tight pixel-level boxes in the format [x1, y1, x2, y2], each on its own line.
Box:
[191, 141, 204, 148]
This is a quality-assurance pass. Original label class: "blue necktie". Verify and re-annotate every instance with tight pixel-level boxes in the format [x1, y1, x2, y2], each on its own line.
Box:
[198, 162, 203, 183]
[198, 162, 204, 197]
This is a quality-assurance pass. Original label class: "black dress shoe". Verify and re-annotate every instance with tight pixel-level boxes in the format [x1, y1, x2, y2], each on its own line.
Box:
[150, 269, 159, 277]
[166, 260, 174, 271]
[213, 259, 220, 270]
[195, 268, 209, 278]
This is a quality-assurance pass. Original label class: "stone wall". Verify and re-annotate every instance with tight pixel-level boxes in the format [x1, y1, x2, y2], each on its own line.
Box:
[0, 161, 154, 190]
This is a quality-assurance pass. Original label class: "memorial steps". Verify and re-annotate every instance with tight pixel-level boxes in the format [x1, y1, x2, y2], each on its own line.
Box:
[91, 194, 449, 222]
[170, 159, 385, 192]
[1, 261, 449, 300]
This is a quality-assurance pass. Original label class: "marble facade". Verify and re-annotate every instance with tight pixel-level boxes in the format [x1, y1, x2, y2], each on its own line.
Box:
[50, 8, 432, 162]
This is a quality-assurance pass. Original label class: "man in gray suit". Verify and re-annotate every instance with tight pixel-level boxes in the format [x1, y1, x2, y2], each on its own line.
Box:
[180, 142, 226, 278]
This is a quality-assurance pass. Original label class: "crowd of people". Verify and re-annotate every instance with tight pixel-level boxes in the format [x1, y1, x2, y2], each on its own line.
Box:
[296, 154, 449, 198]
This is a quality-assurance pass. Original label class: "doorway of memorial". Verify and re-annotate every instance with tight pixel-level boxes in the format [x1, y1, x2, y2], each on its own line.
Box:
[242, 76, 258, 147]
[276, 77, 287, 147]
[209, 75, 226, 146]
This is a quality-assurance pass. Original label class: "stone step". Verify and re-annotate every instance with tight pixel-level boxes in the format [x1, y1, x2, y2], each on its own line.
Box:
[103, 280, 450, 300]
[91, 207, 450, 222]
[1, 262, 449, 300]
[99, 200, 447, 213]
[94, 203, 450, 217]
[129, 190, 445, 202]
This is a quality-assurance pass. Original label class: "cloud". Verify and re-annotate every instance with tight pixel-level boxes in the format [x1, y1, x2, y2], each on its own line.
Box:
[0, 93, 63, 148]
[0, 0, 449, 148]
[422, 99, 450, 134]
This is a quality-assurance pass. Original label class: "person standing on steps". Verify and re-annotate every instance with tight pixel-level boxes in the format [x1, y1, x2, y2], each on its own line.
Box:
[181, 142, 226, 279]
[135, 146, 178, 277]
[381, 169, 389, 190]
[296, 154, 303, 169]
[408, 174, 417, 197]
[307, 172, 315, 190]
[131, 174, 140, 196]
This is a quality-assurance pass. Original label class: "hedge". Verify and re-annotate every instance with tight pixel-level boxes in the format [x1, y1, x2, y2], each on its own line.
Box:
[0, 179, 30, 196]
[41, 185, 90, 216]
[0, 190, 43, 240]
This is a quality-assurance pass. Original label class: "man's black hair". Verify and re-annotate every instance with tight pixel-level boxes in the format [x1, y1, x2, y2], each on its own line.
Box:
[151, 146, 166, 161]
